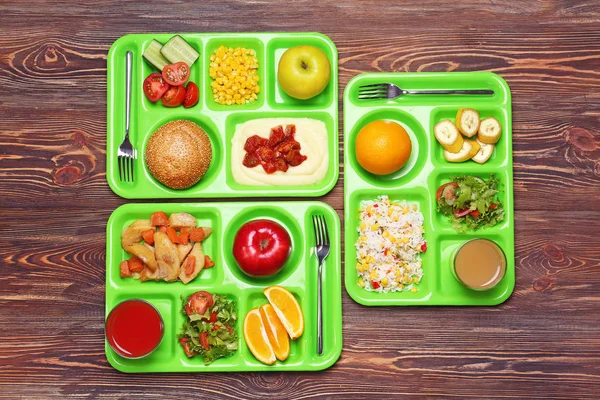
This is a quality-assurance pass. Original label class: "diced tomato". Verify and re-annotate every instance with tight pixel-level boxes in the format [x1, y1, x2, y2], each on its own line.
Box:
[243, 152, 260, 168]
[489, 203, 498, 210]
[120, 260, 132, 278]
[261, 161, 277, 174]
[178, 231, 190, 245]
[284, 124, 296, 138]
[183, 82, 199, 108]
[469, 210, 481, 218]
[204, 255, 215, 268]
[189, 227, 209, 242]
[453, 208, 471, 218]
[225, 324, 234, 336]
[212, 324, 220, 331]
[185, 255, 196, 277]
[202, 311, 217, 323]
[179, 338, 197, 358]
[162, 62, 190, 86]
[158, 226, 168, 233]
[161, 85, 186, 107]
[151, 212, 169, 227]
[243, 135, 268, 153]
[268, 125, 285, 147]
[420, 242, 427, 252]
[166, 227, 179, 244]
[371, 280, 381, 289]
[143, 73, 170, 102]
[273, 157, 288, 172]
[141, 229, 155, 245]
[127, 256, 144, 273]
[274, 139, 300, 154]
[285, 149, 307, 166]
[199, 332, 210, 351]
[257, 147, 276, 162]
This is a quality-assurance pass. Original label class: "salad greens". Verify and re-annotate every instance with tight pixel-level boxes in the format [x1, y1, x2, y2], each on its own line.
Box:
[436, 175, 504, 232]
[179, 293, 238, 365]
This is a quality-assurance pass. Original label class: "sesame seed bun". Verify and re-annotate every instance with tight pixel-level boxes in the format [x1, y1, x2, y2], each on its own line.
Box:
[145, 120, 213, 190]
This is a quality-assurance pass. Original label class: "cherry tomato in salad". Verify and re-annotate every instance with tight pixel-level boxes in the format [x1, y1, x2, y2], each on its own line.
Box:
[199, 331, 211, 351]
[179, 337, 197, 358]
[162, 62, 190, 86]
[202, 311, 217, 323]
[161, 85, 186, 107]
[185, 291, 214, 317]
[183, 82, 199, 108]
[143, 73, 170, 102]
[489, 203, 498, 210]
[436, 182, 459, 204]
[469, 210, 481, 218]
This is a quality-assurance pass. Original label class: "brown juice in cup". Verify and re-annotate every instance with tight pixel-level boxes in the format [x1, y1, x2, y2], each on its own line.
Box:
[454, 239, 506, 290]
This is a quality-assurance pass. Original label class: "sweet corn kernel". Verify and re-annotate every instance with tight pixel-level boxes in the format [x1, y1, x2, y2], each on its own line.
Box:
[382, 277, 389, 286]
[358, 279, 365, 288]
[210, 46, 259, 105]
[389, 235, 396, 243]
[387, 209, 394, 217]
[360, 222, 366, 230]
[369, 270, 377, 280]
[411, 287, 418, 293]
[366, 206, 373, 213]
[382, 230, 390, 238]
[402, 236, 410, 244]
[413, 276, 420, 284]
[402, 207, 409, 214]
[393, 215, 399, 222]
[371, 223, 380, 231]
[398, 284, 404, 290]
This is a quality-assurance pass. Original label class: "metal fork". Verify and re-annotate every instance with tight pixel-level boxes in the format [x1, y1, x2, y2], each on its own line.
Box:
[358, 83, 494, 100]
[117, 50, 137, 182]
[312, 214, 330, 356]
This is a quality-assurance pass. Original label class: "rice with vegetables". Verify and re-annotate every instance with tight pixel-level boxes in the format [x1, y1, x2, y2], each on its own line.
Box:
[355, 195, 427, 293]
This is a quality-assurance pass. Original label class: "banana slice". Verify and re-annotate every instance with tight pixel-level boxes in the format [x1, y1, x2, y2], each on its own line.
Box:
[444, 140, 475, 162]
[456, 108, 480, 137]
[478, 117, 502, 144]
[434, 120, 464, 153]
[472, 139, 494, 164]
[466, 139, 480, 159]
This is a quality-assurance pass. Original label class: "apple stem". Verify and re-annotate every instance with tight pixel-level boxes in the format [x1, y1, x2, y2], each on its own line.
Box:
[301, 61, 308, 70]
[260, 239, 269, 250]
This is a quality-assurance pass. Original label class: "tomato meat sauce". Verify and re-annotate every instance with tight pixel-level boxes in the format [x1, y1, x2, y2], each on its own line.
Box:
[242, 125, 307, 174]
[105, 299, 164, 358]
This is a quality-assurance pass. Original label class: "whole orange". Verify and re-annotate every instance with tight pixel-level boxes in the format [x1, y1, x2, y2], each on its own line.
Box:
[355, 120, 412, 175]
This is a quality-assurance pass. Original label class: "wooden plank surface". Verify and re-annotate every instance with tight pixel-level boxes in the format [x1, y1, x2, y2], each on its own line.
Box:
[1, 0, 600, 398]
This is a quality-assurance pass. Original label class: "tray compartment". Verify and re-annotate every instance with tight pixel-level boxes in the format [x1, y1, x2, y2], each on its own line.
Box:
[265, 34, 336, 110]
[346, 107, 429, 188]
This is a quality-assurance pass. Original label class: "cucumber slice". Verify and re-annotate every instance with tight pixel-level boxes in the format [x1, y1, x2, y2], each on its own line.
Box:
[143, 40, 170, 71]
[160, 35, 199, 66]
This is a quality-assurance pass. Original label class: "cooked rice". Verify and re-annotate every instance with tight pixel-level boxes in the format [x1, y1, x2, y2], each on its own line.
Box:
[355, 195, 426, 293]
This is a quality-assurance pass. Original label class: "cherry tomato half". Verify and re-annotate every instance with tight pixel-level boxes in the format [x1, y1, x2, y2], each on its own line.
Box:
[185, 291, 214, 316]
[453, 208, 471, 218]
[162, 62, 190, 86]
[199, 332, 211, 351]
[179, 337, 197, 358]
[183, 82, 199, 108]
[436, 182, 459, 204]
[143, 73, 170, 102]
[161, 85, 186, 107]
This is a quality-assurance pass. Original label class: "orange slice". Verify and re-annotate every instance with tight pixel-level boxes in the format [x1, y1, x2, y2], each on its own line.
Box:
[243, 308, 276, 365]
[259, 304, 290, 361]
[263, 286, 304, 340]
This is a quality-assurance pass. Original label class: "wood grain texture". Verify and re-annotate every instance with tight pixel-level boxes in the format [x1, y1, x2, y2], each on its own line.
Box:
[1, 0, 600, 398]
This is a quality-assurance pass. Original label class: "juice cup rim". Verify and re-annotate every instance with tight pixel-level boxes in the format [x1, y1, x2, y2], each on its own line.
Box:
[453, 238, 507, 291]
[105, 298, 165, 359]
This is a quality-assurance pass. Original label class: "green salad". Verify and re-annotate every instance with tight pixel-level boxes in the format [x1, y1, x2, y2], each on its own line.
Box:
[178, 291, 238, 365]
[436, 175, 504, 232]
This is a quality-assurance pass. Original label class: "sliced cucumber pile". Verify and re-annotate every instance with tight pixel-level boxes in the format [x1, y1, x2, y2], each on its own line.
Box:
[142, 36, 200, 70]
[161, 35, 199, 66]
[143, 40, 171, 71]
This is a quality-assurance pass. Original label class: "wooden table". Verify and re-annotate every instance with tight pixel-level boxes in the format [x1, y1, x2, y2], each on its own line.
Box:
[2, 1, 599, 398]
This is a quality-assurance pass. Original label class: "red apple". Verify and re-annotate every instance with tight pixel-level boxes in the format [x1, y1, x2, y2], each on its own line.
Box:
[232, 219, 292, 277]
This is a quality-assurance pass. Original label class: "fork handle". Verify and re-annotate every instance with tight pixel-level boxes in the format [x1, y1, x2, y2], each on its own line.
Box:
[125, 51, 132, 136]
[317, 262, 323, 355]
[403, 89, 494, 95]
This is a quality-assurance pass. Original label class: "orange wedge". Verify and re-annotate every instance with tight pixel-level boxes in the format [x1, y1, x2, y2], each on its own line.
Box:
[243, 308, 276, 365]
[259, 304, 290, 361]
[263, 286, 304, 340]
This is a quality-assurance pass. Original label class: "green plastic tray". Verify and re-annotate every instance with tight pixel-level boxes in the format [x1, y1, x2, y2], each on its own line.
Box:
[105, 201, 342, 372]
[106, 33, 338, 198]
[343, 72, 514, 306]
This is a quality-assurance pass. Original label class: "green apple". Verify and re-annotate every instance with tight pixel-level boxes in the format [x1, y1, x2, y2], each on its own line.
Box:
[277, 45, 331, 100]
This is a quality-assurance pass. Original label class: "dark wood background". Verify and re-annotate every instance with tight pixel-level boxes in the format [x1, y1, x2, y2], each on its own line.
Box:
[1, 0, 599, 399]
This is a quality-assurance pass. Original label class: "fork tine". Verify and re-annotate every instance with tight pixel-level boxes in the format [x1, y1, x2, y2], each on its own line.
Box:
[118, 156, 123, 182]
[358, 94, 386, 100]
[129, 156, 134, 182]
[359, 83, 387, 90]
[357, 89, 387, 95]
[320, 215, 330, 246]
[312, 215, 320, 246]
